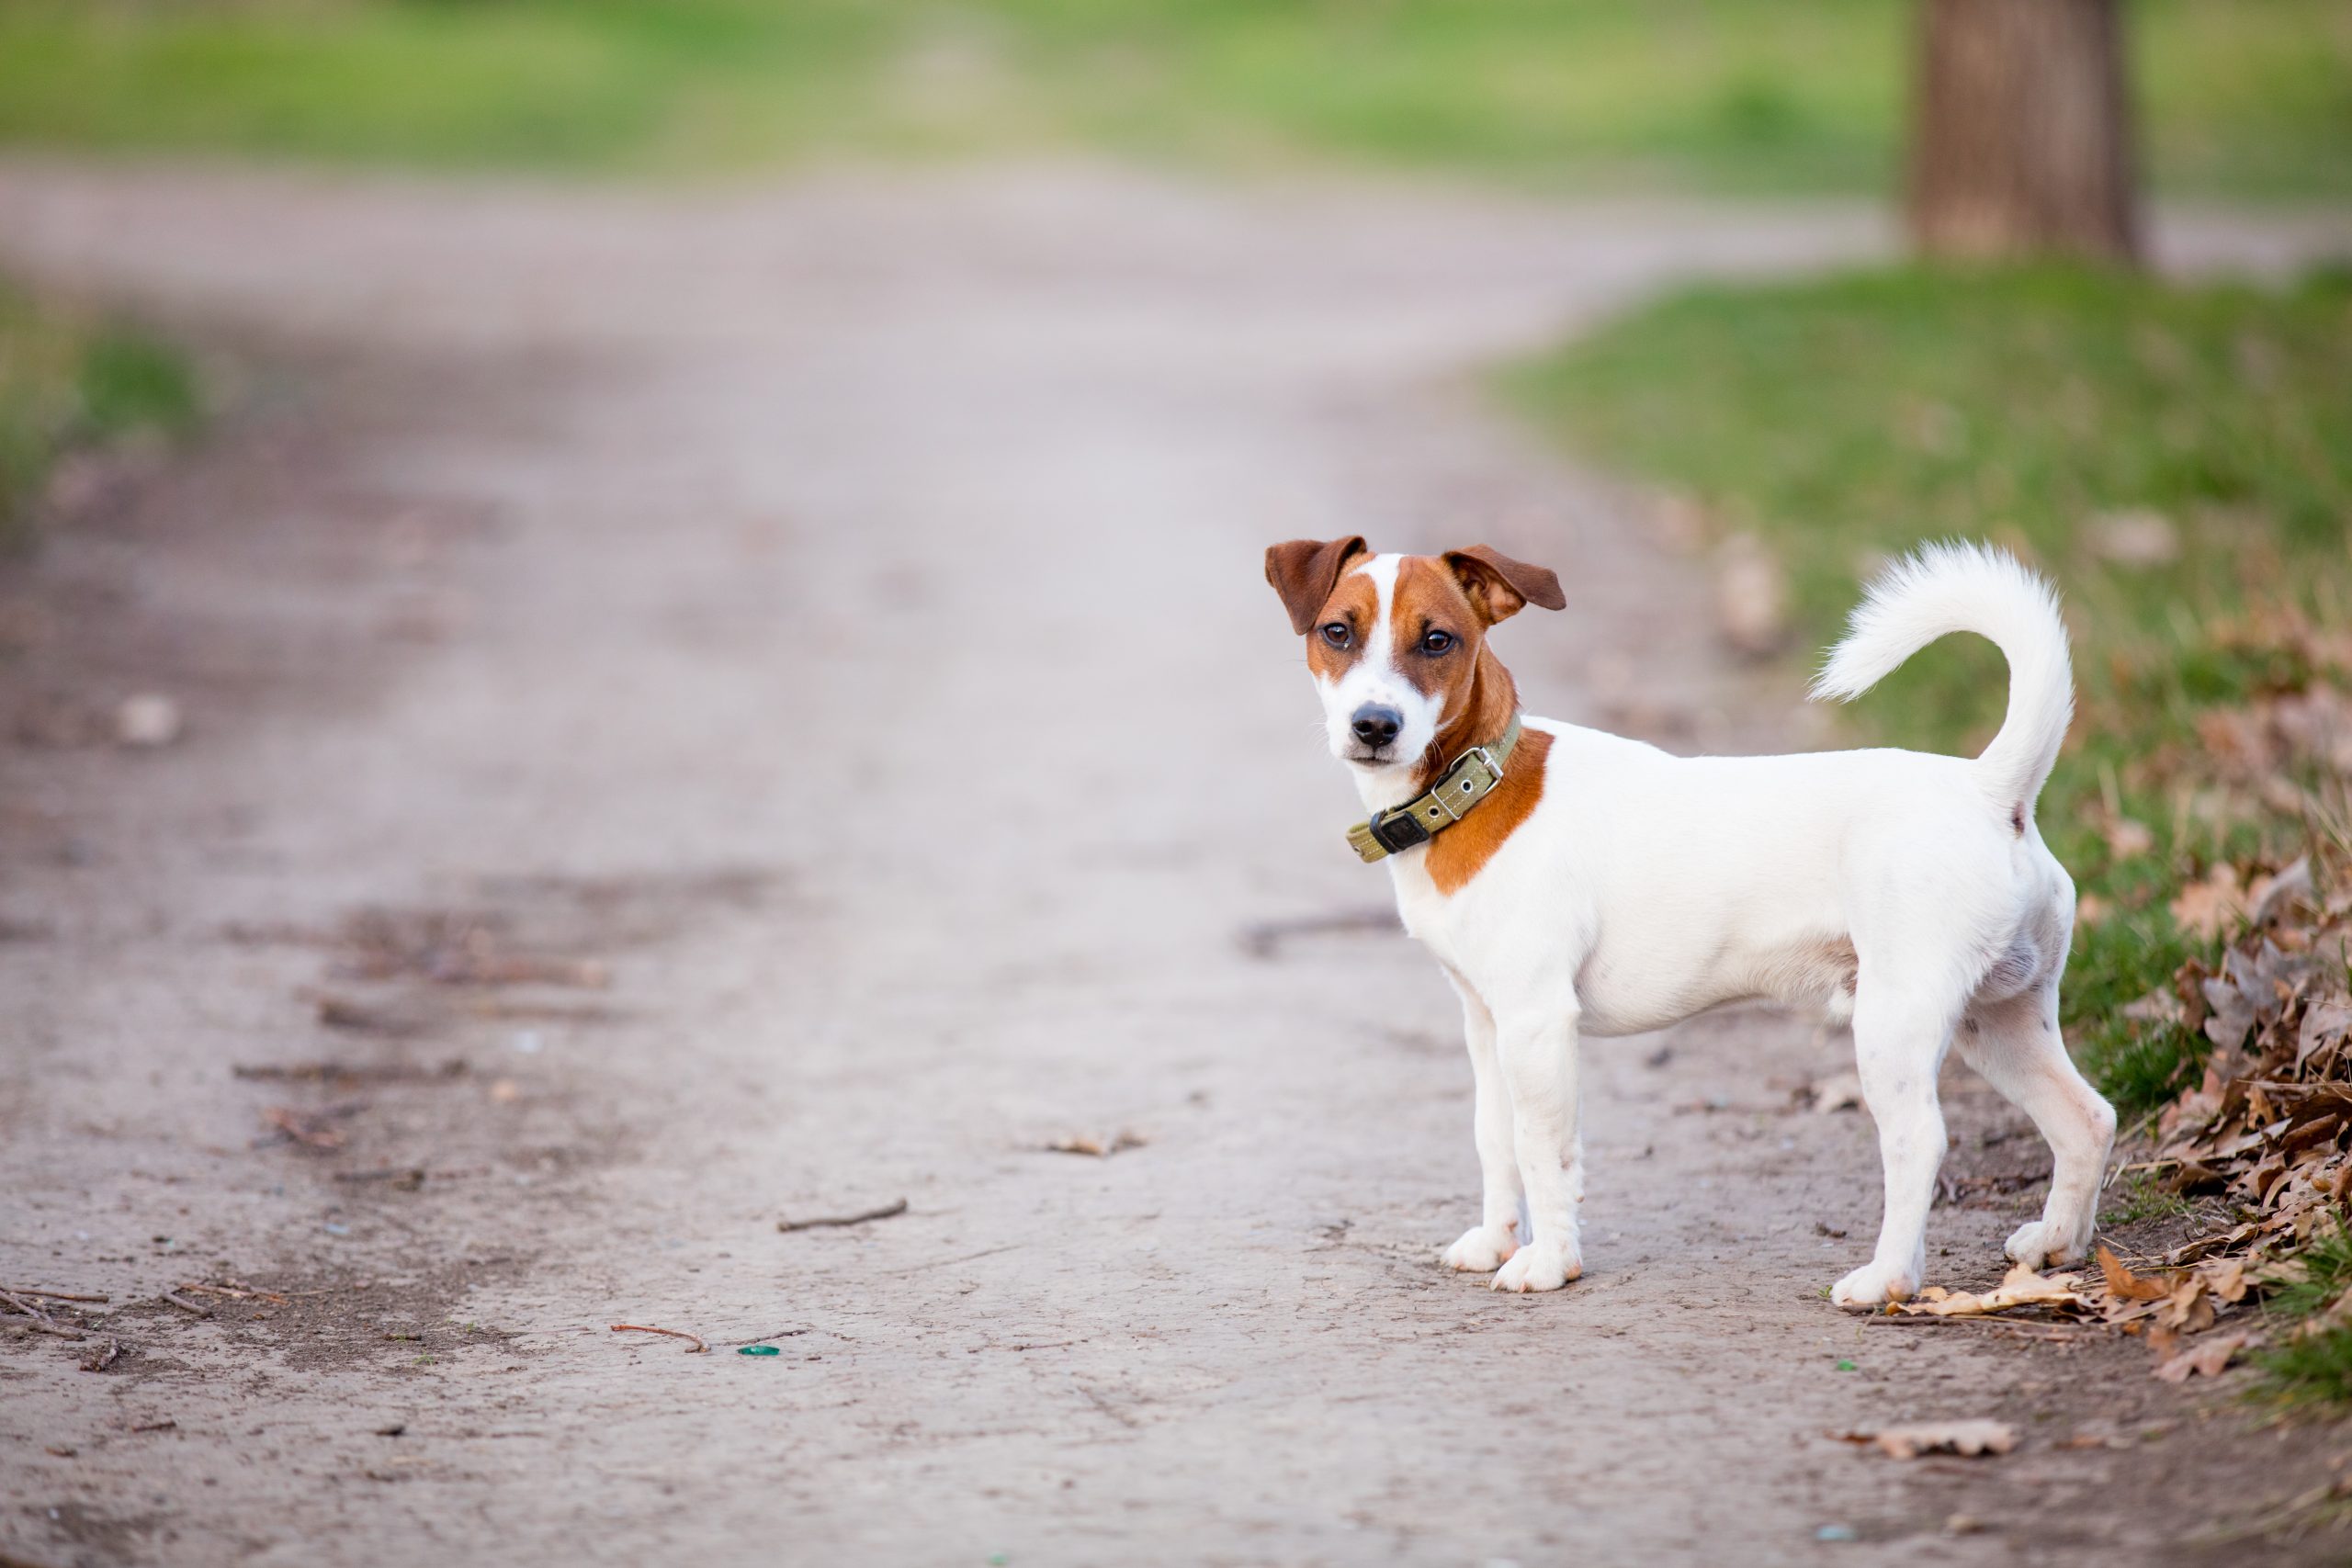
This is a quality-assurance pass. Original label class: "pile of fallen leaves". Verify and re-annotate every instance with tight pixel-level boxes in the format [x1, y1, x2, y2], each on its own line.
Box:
[2149, 847, 2352, 1259]
[1888, 837, 2352, 1382]
[1894, 1248, 2260, 1383]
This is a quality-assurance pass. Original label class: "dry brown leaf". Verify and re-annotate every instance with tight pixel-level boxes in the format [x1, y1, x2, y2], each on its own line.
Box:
[2156, 1277, 2216, 1334]
[2198, 1258, 2251, 1304]
[2250, 857, 2315, 927]
[2089, 845, 2352, 1322]
[2153, 1332, 2247, 1383]
[2096, 1245, 2175, 1303]
[258, 1106, 345, 1150]
[2172, 864, 2248, 943]
[2301, 1001, 2352, 1065]
[1844, 1420, 2018, 1460]
[1045, 1131, 1147, 1158]
[1897, 1264, 2084, 1318]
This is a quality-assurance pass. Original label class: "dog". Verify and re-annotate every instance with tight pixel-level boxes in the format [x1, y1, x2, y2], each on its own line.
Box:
[1264, 536, 2117, 1304]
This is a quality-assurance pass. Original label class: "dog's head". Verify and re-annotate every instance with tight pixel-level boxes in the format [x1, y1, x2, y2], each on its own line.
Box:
[1265, 537, 1564, 777]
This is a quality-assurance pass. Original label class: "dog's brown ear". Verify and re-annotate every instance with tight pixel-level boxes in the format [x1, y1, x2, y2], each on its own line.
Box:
[1264, 536, 1369, 635]
[1443, 545, 1566, 626]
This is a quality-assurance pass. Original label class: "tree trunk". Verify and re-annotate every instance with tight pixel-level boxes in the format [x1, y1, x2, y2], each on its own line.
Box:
[1909, 0, 2141, 264]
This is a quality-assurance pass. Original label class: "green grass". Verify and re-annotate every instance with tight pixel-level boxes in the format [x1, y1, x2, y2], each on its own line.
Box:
[2256, 1229, 2352, 1406]
[2099, 1172, 2195, 1227]
[1505, 265, 2352, 1114]
[0, 283, 198, 544]
[0, 0, 2344, 197]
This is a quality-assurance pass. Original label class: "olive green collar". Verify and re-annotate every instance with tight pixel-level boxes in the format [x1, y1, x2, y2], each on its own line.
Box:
[1345, 714, 1523, 863]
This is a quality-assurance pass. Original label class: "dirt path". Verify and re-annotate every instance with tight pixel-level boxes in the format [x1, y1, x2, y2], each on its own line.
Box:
[2, 163, 2347, 1567]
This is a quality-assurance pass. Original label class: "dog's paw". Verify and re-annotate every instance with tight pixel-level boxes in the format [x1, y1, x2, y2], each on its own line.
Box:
[1490, 1240, 1580, 1293]
[2003, 1217, 2088, 1271]
[1441, 1223, 1518, 1273]
[1830, 1260, 1918, 1311]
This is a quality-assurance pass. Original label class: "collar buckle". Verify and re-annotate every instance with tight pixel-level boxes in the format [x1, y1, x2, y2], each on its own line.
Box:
[1431, 745, 1502, 818]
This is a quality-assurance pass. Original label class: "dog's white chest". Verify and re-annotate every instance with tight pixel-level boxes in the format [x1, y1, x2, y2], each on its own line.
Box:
[1385, 860, 1467, 968]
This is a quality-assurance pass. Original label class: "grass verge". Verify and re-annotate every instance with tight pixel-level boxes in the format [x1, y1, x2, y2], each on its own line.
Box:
[0, 281, 198, 546]
[2257, 1231, 2352, 1407]
[0, 0, 2344, 197]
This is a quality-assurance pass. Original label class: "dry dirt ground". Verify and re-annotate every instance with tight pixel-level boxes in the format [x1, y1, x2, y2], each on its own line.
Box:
[2, 162, 2350, 1567]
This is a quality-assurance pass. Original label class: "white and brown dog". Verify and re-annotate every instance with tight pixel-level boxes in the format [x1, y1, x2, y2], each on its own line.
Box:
[1266, 536, 2116, 1305]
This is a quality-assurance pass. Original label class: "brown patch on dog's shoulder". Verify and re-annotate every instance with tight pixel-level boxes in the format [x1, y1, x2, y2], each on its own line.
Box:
[1426, 728, 1553, 896]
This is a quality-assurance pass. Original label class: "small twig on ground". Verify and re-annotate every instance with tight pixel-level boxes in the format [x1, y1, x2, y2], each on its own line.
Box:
[879, 1244, 1019, 1277]
[0, 1286, 108, 1304]
[1073, 1381, 1142, 1430]
[256, 1104, 361, 1150]
[332, 1168, 426, 1190]
[176, 1280, 289, 1306]
[0, 1289, 84, 1338]
[159, 1292, 213, 1317]
[1864, 1313, 2089, 1341]
[79, 1337, 121, 1372]
[776, 1198, 908, 1233]
[233, 1060, 467, 1085]
[128, 1419, 176, 1434]
[609, 1323, 707, 1354]
[311, 992, 432, 1036]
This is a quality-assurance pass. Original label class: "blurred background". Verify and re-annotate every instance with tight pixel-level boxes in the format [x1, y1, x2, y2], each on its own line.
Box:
[0, 0, 2341, 197]
[5, 0, 2352, 1533]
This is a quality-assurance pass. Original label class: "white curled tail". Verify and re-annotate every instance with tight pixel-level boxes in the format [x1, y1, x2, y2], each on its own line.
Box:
[1811, 542, 2074, 815]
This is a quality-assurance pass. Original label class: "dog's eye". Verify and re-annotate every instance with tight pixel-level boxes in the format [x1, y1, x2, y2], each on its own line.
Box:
[1421, 629, 1456, 655]
[1319, 622, 1351, 649]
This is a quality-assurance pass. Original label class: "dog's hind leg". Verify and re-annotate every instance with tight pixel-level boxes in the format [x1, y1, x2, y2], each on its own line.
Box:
[1489, 1004, 1584, 1292]
[1956, 988, 2117, 1269]
[1440, 970, 1523, 1273]
[1834, 972, 1964, 1309]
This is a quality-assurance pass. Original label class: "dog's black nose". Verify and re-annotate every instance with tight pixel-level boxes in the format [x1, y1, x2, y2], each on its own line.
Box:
[1351, 705, 1403, 748]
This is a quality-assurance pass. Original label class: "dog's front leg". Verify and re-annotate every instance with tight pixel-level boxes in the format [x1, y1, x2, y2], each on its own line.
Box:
[1440, 973, 1522, 1273]
[1490, 1006, 1584, 1292]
